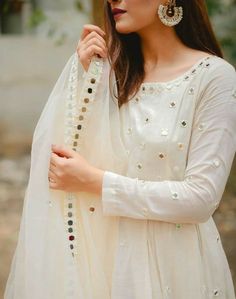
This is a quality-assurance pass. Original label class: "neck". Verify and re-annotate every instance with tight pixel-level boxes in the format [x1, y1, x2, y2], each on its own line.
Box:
[137, 23, 187, 69]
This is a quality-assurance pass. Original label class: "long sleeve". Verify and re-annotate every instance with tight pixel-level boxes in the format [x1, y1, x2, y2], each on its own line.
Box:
[101, 61, 236, 224]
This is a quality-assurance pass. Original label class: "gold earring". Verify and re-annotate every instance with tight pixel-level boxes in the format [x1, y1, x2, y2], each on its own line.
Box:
[158, 0, 183, 27]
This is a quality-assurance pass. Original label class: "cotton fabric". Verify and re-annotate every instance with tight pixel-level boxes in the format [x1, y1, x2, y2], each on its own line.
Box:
[102, 55, 236, 298]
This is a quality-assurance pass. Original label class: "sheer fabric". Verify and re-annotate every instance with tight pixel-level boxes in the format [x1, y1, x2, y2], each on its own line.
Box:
[4, 54, 236, 299]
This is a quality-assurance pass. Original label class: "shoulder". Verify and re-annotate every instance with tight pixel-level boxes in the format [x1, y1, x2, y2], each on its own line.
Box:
[203, 56, 236, 82]
[195, 56, 236, 108]
[197, 56, 236, 98]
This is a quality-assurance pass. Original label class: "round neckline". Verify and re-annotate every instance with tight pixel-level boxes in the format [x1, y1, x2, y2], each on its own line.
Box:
[141, 55, 216, 87]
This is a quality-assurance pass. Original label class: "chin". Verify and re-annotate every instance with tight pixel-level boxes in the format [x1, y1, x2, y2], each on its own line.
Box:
[115, 23, 137, 34]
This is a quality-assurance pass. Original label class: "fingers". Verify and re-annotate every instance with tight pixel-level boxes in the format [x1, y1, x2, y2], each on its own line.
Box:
[49, 145, 73, 179]
[81, 24, 105, 40]
[77, 24, 107, 71]
[79, 45, 107, 64]
[79, 36, 106, 57]
[49, 163, 57, 174]
[48, 170, 57, 181]
[81, 30, 106, 45]
[48, 169, 57, 189]
[78, 40, 107, 58]
[52, 144, 74, 159]
[50, 152, 61, 166]
[80, 35, 106, 53]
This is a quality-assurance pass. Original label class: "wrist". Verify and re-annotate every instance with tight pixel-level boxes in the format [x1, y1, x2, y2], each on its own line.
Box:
[88, 167, 105, 196]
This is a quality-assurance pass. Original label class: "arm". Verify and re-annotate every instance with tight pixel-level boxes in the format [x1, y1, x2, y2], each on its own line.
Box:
[101, 62, 236, 224]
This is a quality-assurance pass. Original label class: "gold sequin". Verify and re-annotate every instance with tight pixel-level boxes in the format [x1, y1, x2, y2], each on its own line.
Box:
[84, 98, 90, 104]
[213, 289, 219, 296]
[149, 86, 154, 93]
[82, 107, 87, 112]
[161, 128, 169, 136]
[159, 153, 165, 159]
[172, 192, 179, 200]
[188, 87, 194, 95]
[212, 159, 220, 168]
[198, 123, 205, 131]
[185, 175, 193, 182]
[79, 115, 84, 121]
[178, 143, 184, 150]
[127, 127, 133, 134]
[89, 206, 95, 212]
[137, 163, 142, 169]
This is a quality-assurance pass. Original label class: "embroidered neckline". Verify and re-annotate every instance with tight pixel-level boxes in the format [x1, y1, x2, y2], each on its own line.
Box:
[140, 55, 215, 93]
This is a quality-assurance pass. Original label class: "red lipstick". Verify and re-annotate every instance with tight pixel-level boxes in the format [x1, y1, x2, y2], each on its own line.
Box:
[112, 8, 127, 19]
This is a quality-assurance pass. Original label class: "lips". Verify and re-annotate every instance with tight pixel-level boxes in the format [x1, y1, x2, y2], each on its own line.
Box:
[112, 8, 127, 16]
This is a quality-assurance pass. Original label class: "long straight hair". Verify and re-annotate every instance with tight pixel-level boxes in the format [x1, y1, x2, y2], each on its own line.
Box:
[103, 0, 223, 108]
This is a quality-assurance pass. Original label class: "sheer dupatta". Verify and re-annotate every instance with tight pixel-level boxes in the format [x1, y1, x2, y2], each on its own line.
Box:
[4, 53, 128, 299]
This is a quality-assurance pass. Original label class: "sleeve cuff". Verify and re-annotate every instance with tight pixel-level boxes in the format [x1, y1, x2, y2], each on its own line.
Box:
[101, 171, 121, 216]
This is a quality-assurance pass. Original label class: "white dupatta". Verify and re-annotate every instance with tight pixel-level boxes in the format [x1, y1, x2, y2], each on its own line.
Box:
[4, 53, 128, 299]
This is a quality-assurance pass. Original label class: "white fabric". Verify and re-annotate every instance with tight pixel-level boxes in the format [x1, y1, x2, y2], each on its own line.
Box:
[4, 53, 236, 299]
[4, 54, 128, 299]
[102, 55, 236, 298]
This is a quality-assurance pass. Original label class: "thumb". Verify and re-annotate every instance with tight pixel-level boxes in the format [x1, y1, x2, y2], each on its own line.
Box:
[51, 144, 75, 159]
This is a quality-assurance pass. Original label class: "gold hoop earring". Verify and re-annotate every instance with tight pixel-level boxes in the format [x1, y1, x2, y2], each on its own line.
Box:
[158, 0, 183, 27]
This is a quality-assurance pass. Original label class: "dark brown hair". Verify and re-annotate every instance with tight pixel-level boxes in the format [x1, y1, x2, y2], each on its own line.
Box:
[104, 0, 223, 108]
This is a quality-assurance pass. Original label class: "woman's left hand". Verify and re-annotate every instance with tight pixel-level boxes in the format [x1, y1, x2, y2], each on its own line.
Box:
[48, 144, 105, 195]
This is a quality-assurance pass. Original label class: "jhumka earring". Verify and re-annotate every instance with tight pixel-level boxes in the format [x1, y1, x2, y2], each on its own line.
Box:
[158, 0, 183, 27]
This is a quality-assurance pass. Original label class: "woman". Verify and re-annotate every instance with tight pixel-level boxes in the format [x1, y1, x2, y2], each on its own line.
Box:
[5, 0, 236, 298]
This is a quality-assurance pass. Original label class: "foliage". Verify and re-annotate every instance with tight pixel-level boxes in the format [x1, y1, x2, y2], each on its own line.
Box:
[206, 0, 224, 15]
[28, 8, 46, 29]
[74, 0, 84, 12]
[206, 0, 236, 65]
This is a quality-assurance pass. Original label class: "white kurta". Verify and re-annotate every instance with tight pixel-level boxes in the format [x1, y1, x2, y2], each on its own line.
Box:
[4, 53, 236, 299]
[101, 55, 236, 298]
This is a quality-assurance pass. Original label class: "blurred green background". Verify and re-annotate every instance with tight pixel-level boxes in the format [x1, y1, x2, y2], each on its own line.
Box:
[0, 0, 236, 298]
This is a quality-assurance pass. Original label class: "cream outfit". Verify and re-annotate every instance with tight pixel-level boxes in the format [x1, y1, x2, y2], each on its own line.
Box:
[101, 55, 236, 298]
[4, 54, 236, 299]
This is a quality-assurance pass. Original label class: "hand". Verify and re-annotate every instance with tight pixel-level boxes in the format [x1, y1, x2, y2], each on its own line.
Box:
[77, 24, 107, 72]
[48, 144, 105, 195]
